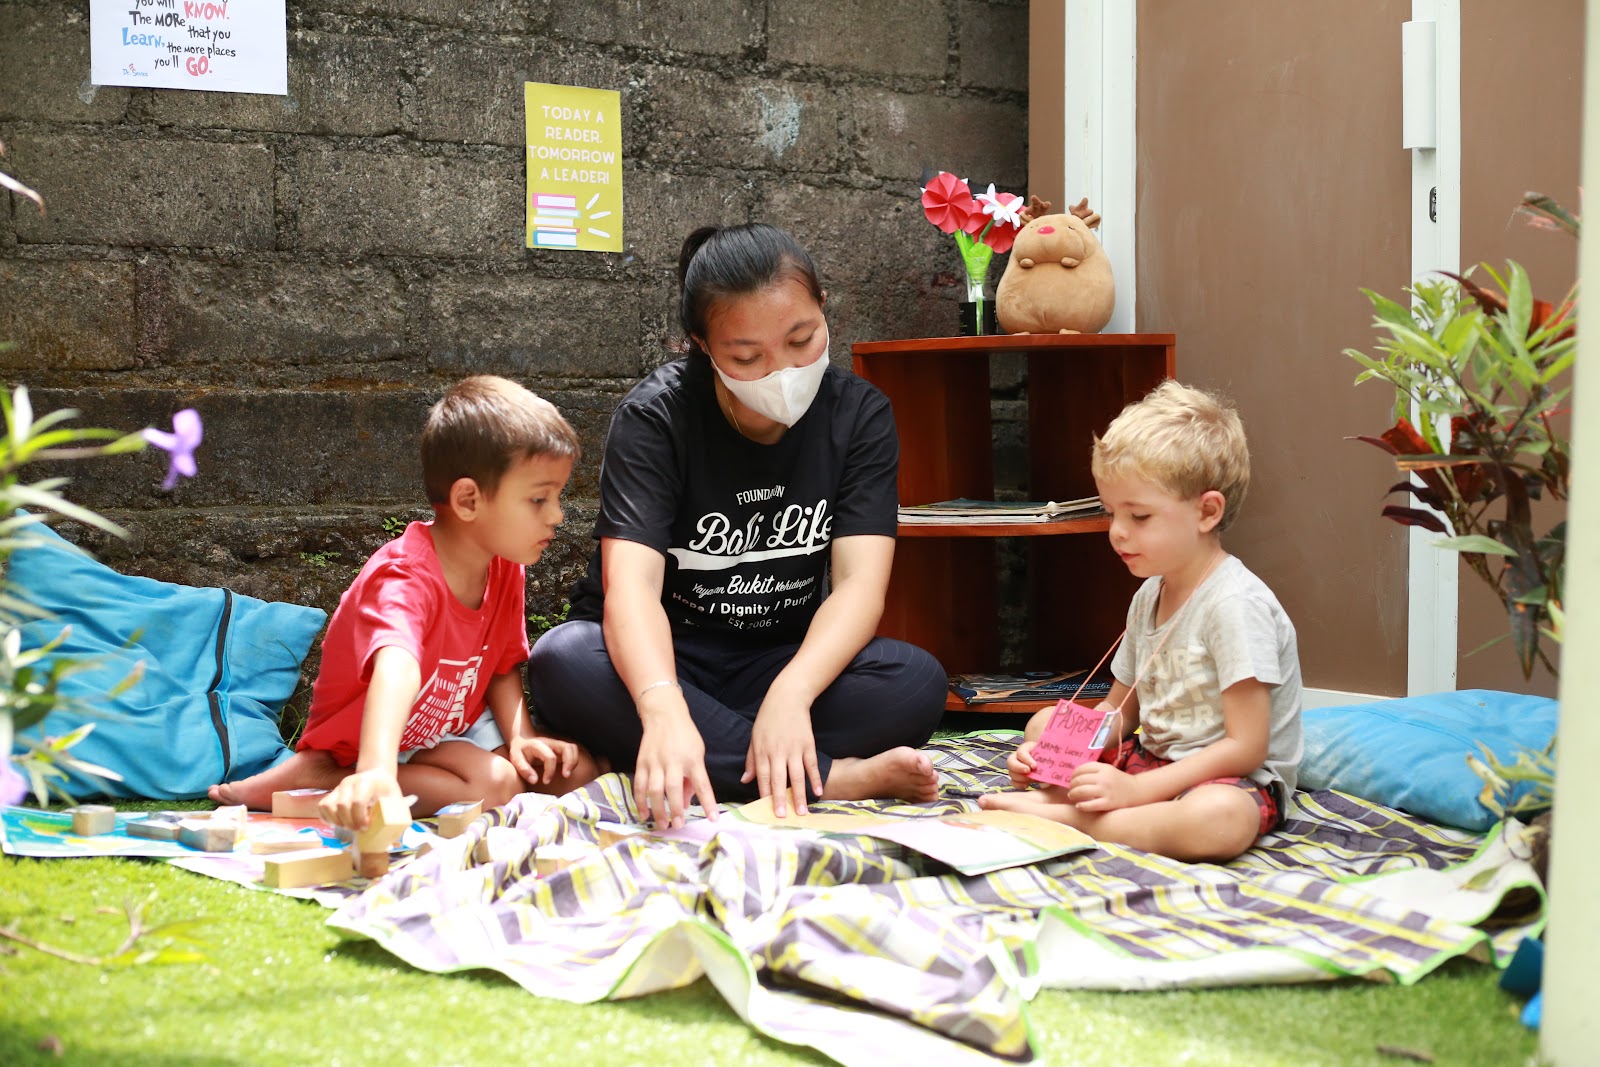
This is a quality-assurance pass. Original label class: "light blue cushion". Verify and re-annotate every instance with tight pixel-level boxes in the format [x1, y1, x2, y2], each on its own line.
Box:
[1300, 689, 1558, 830]
[8, 522, 326, 799]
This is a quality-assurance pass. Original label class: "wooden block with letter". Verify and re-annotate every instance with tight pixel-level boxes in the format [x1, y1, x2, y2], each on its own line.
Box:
[126, 813, 184, 841]
[594, 820, 644, 848]
[354, 795, 413, 878]
[262, 847, 356, 889]
[534, 840, 599, 877]
[271, 788, 330, 819]
[434, 800, 482, 839]
[250, 829, 326, 855]
[178, 817, 240, 852]
[68, 804, 116, 836]
[212, 804, 249, 840]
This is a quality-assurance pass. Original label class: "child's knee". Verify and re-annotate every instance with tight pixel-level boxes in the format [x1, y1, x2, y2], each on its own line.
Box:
[1176, 787, 1260, 861]
[475, 754, 524, 808]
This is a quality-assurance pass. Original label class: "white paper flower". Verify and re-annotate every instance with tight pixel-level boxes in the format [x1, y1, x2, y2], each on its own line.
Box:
[974, 183, 1024, 227]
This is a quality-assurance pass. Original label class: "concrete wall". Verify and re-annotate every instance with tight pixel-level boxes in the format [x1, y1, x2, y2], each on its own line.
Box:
[0, 0, 1030, 684]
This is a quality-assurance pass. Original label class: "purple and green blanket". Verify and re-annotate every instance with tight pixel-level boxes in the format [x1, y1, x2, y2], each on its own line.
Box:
[326, 731, 1544, 1066]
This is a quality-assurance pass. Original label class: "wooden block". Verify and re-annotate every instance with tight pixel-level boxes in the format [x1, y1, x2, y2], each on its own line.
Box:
[472, 826, 524, 866]
[354, 795, 412, 853]
[249, 830, 325, 855]
[434, 800, 482, 839]
[271, 788, 330, 818]
[594, 820, 644, 848]
[212, 804, 249, 833]
[69, 805, 116, 836]
[126, 814, 184, 841]
[262, 847, 355, 889]
[534, 840, 598, 878]
[178, 818, 239, 852]
[352, 795, 412, 880]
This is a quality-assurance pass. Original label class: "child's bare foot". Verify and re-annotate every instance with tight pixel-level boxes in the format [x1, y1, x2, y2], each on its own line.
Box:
[977, 788, 1085, 826]
[208, 749, 347, 811]
[821, 747, 939, 803]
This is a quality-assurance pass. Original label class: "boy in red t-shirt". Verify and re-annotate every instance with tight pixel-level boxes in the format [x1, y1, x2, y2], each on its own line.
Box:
[211, 376, 604, 827]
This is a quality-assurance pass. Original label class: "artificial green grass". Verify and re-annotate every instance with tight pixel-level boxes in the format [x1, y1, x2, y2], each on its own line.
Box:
[1, 839, 1539, 1067]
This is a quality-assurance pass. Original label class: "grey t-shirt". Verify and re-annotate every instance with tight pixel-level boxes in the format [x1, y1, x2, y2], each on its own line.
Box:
[1110, 554, 1303, 806]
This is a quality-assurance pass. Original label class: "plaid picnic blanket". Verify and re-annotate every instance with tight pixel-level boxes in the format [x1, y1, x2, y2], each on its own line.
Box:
[328, 731, 1544, 1066]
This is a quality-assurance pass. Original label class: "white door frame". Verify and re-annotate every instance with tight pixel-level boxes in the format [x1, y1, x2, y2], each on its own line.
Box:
[1056, 0, 1459, 698]
[1061, 0, 1137, 334]
[1404, 0, 1461, 695]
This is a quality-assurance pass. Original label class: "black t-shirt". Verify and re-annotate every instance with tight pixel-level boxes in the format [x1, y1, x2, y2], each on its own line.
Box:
[568, 355, 899, 642]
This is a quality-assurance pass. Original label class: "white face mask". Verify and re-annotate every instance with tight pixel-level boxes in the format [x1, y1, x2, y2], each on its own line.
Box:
[712, 327, 830, 427]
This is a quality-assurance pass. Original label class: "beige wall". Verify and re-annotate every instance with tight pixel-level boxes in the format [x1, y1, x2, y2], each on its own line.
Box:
[1456, 0, 1583, 696]
[1027, 1, 1584, 697]
[1134, 1, 1413, 695]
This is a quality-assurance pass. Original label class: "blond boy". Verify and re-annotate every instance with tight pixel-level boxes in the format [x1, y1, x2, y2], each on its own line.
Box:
[981, 381, 1302, 862]
[212, 376, 604, 827]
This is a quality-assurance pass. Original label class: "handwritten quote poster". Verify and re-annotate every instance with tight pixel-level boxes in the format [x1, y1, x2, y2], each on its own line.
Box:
[90, 0, 288, 95]
[524, 82, 623, 252]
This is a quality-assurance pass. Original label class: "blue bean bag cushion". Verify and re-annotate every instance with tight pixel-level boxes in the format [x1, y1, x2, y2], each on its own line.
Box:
[7, 522, 326, 800]
[1300, 689, 1558, 830]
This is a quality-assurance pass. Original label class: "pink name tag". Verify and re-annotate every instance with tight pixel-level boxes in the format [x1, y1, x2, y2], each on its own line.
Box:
[1028, 700, 1120, 788]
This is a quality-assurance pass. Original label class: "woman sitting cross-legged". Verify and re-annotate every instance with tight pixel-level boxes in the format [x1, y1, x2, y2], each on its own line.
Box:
[527, 223, 947, 827]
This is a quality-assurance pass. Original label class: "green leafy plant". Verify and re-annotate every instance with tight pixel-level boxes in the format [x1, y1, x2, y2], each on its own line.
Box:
[1345, 193, 1576, 679]
[528, 601, 570, 642]
[299, 549, 341, 569]
[381, 515, 407, 539]
[0, 387, 156, 805]
[1345, 192, 1576, 817]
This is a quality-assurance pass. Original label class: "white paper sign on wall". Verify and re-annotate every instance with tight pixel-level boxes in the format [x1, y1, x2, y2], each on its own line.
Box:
[90, 0, 288, 95]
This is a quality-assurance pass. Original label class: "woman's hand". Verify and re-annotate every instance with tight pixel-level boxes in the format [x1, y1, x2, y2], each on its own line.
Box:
[743, 696, 822, 818]
[634, 698, 717, 828]
[1006, 741, 1040, 790]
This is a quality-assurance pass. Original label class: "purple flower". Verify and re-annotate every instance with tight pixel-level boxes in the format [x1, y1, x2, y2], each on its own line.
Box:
[1, 757, 26, 808]
[142, 409, 203, 490]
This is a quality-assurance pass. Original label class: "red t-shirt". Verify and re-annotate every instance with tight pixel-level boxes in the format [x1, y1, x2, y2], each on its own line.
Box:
[296, 522, 531, 766]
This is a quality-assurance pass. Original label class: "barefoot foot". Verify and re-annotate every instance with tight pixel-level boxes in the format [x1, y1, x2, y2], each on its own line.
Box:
[208, 749, 347, 811]
[978, 788, 1083, 825]
[821, 747, 939, 803]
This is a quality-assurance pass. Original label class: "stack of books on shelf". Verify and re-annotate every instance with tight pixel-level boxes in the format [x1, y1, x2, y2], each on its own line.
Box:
[897, 497, 1104, 524]
[948, 670, 1114, 708]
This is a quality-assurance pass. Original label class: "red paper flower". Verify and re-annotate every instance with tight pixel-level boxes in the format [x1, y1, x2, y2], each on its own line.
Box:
[921, 172, 977, 234]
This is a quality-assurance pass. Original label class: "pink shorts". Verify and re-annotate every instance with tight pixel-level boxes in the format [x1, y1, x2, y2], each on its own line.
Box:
[1105, 739, 1281, 839]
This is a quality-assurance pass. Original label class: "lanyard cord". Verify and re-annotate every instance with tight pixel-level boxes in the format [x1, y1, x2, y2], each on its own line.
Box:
[1063, 548, 1228, 747]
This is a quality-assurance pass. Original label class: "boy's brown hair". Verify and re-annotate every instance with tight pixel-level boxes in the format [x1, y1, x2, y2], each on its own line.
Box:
[421, 376, 579, 504]
[1091, 379, 1251, 531]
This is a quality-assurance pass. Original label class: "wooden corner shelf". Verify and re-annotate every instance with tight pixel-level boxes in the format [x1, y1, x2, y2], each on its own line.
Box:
[942, 693, 1062, 714]
[897, 514, 1110, 538]
[852, 332, 1175, 705]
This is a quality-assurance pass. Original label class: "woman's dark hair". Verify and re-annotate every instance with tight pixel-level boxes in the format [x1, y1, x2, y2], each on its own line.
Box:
[676, 223, 824, 355]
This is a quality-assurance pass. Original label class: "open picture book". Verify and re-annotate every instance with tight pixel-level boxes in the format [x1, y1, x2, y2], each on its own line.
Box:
[733, 798, 1097, 876]
[897, 497, 1104, 524]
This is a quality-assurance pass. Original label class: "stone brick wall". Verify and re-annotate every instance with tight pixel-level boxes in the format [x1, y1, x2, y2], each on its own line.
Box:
[0, 0, 1028, 686]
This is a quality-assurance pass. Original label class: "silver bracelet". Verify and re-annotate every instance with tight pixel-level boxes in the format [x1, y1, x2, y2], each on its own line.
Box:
[635, 679, 681, 702]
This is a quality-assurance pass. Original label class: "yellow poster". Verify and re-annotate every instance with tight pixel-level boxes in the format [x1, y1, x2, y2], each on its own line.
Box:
[524, 82, 623, 252]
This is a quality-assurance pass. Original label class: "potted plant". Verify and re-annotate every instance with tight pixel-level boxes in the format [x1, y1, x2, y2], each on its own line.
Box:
[1344, 192, 1576, 835]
